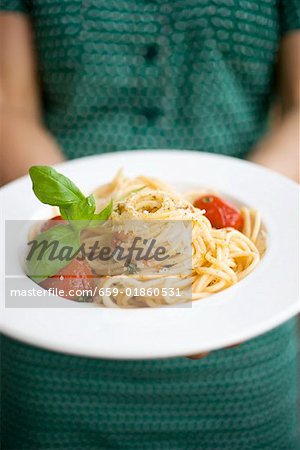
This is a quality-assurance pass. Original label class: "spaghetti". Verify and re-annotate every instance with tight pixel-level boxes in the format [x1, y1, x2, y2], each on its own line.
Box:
[80, 170, 266, 307]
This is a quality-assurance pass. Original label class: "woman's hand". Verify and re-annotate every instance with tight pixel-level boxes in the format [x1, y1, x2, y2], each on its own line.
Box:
[0, 13, 65, 185]
[187, 352, 210, 360]
[187, 343, 242, 360]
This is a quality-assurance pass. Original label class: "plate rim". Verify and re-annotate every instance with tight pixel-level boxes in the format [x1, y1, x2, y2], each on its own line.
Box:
[1, 149, 299, 359]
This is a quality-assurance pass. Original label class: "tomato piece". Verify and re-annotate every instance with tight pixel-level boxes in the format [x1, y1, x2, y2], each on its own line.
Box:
[41, 215, 64, 232]
[40, 258, 95, 300]
[194, 195, 244, 230]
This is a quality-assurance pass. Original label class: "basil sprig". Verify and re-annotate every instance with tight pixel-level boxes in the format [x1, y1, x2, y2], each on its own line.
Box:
[27, 166, 113, 280]
[29, 166, 113, 222]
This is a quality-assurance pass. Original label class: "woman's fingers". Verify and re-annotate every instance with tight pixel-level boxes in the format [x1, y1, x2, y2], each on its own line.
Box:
[186, 352, 210, 360]
[187, 342, 243, 359]
[226, 342, 243, 349]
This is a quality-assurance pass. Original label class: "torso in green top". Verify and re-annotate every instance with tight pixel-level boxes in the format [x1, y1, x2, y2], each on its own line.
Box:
[3, 0, 299, 159]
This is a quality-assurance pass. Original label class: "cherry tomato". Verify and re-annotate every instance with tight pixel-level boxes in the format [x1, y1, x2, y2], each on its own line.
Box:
[194, 195, 244, 230]
[40, 258, 95, 300]
[41, 215, 64, 232]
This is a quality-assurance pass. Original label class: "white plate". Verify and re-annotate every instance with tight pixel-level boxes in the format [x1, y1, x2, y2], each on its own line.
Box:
[1, 150, 299, 359]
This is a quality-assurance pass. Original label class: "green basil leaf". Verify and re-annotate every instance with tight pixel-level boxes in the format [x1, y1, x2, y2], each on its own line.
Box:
[25, 224, 81, 282]
[29, 166, 85, 206]
[60, 195, 96, 221]
[60, 195, 96, 232]
[93, 199, 113, 221]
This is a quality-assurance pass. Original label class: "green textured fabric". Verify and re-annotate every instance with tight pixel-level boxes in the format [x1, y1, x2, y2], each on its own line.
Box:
[0, 0, 299, 159]
[1, 321, 299, 450]
[1, 1, 300, 449]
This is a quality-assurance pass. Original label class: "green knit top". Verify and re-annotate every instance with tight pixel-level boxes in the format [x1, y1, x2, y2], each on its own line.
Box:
[1, 0, 299, 449]
[1, 0, 300, 159]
